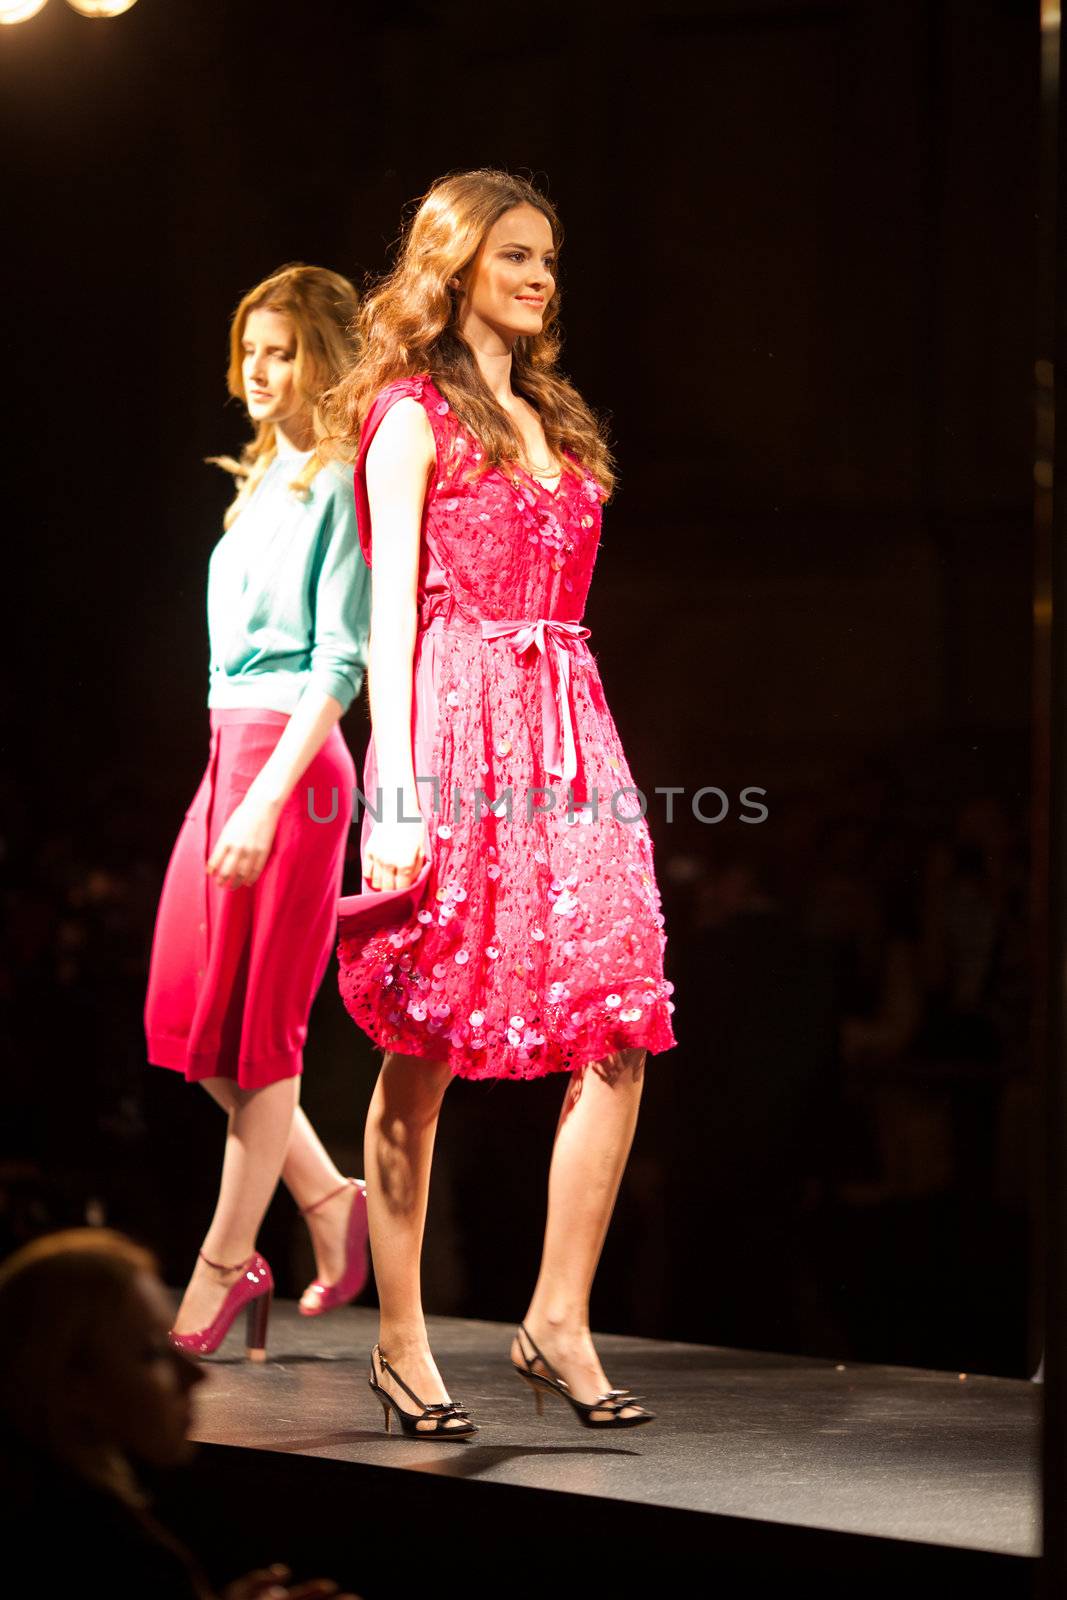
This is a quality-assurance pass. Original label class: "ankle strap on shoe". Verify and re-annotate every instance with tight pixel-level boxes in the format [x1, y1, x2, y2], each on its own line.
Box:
[198, 1249, 251, 1273]
[516, 1321, 556, 1379]
[374, 1345, 428, 1409]
[300, 1178, 356, 1218]
[373, 1347, 470, 1422]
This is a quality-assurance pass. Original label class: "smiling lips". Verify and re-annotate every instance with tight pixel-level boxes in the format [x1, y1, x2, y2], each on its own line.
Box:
[516, 297, 544, 307]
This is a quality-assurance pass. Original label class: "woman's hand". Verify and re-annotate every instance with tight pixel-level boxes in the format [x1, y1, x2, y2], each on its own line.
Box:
[363, 817, 427, 891]
[206, 792, 283, 890]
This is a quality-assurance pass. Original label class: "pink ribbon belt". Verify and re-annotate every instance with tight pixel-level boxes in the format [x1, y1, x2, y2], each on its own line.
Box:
[479, 618, 590, 785]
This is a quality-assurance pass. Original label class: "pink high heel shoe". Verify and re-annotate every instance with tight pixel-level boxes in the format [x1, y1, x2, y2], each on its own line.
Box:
[298, 1177, 369, 1317]
[169, 1250, 273, 1361]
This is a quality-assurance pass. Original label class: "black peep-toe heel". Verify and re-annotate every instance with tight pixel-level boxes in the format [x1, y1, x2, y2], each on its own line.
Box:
[511, 1322, 655, 1430]
[369, 1344, 478, 1439]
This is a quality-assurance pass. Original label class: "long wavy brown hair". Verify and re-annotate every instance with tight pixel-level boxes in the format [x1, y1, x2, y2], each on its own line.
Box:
[322, 170, 614, 494]
[212, 263, 361, 528]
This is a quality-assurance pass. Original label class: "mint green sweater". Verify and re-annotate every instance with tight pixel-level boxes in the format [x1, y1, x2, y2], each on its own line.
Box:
[207, 453, 369, 715]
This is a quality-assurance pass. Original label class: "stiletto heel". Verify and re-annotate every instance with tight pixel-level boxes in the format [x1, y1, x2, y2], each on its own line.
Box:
[368, 1344, 478, 1440]
[517, 1368, 545, 1416]
[511, 1323, 655, 1430]
[169, 1250, 273, 1360]
[298, 1177, 370, 1317]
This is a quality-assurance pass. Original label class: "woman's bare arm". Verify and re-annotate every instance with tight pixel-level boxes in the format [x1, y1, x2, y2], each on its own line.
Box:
[361, 397, 435, 890]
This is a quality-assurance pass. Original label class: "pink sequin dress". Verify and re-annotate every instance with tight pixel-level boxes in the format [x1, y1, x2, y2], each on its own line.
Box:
[337, 375, 676, 1080]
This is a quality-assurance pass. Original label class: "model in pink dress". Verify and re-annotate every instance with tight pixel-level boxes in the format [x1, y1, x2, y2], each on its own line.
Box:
[338, 372, 676, 1077]
[329, 170, 675, 1438]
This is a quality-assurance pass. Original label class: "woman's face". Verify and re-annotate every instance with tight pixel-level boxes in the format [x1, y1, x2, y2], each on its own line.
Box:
[78, 1271, 204, 1468]
[460, 203, 557, 346]
[241, 306, 307, 432]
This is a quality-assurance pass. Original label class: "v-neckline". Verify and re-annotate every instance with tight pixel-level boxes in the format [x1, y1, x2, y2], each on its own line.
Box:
[515, 460, 567, 502]
[420, 375, 569, 501]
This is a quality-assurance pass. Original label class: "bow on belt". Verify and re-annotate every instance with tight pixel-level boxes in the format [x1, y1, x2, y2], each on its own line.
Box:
[479, 618, 590, 785]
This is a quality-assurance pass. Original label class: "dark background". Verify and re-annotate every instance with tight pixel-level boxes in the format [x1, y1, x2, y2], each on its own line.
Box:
[0, 0, 1041, 1375]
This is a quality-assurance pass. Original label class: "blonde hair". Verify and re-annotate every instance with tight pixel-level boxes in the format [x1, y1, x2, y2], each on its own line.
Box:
[213, 263, 360, 528]
[322, 170, 614, 495]
[0, 1229, 157, 1502]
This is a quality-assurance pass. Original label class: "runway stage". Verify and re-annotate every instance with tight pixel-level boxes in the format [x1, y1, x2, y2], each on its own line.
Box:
[158, 1302, 1040, 1598]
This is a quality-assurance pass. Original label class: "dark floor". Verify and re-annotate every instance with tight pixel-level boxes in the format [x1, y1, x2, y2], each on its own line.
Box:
[186, 1300, 1040, 1560]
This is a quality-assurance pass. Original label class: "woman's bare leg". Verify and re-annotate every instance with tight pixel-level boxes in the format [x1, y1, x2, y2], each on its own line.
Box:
[512, 1048, 646, 1416]
[283, 1105, 347, 1203]
[200, 1083, 354, 1300]
[281, 1105, 356, 1298]
[172, 1074, 299, 1334]
[363, 1050, 465, 1425]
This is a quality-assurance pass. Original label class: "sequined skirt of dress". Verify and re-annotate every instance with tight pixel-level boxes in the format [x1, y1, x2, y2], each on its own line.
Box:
[337, 617, 676, 1081]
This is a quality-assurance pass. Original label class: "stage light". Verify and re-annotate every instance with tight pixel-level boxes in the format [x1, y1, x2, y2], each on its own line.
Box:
[65, 0, 140, 14]
[0, 0, 49, 24]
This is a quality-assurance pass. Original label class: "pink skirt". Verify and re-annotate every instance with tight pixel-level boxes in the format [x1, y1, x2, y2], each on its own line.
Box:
[144, 709, 356, 1089]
